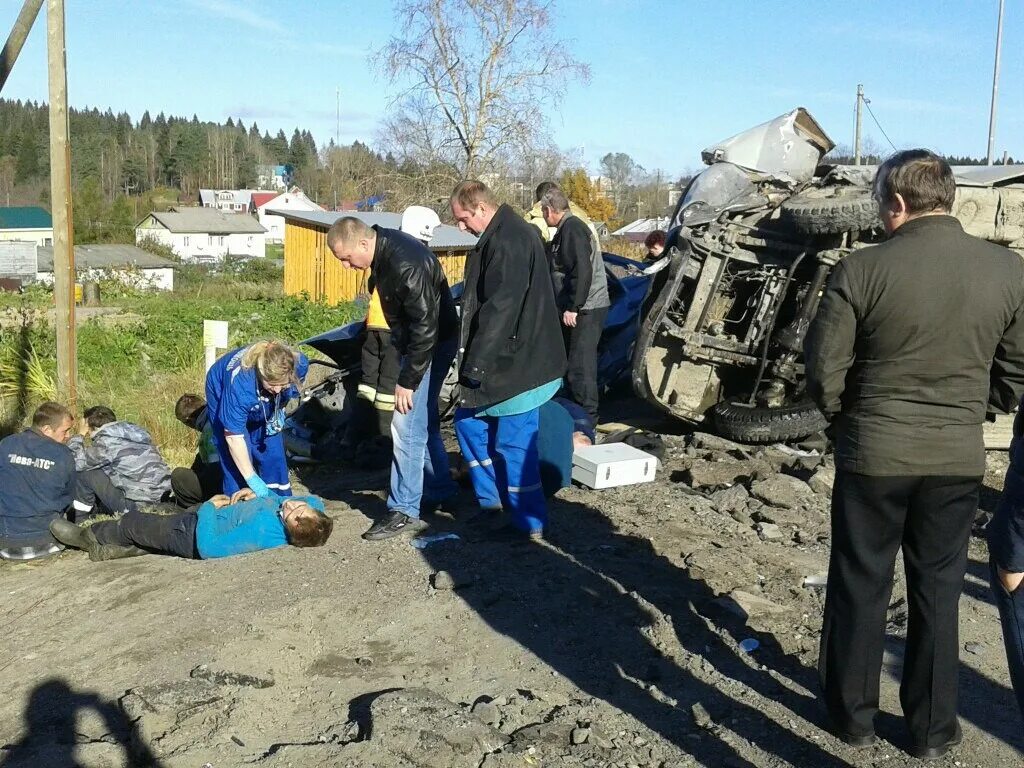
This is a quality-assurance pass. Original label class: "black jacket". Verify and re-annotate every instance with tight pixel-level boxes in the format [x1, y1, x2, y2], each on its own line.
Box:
[370, 226, 459, 390]
[0, 428, 76, 549]
[549, 214, 609, 312]
[805, 215, 1024, 476]
[458, 204, 567, 409]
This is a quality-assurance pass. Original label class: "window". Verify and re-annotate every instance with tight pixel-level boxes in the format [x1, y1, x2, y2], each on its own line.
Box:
[183, 236, 190, 247]
[218, 236, 225, 247]
[43, 238, 52, 246]
[247, 236, 253, 246]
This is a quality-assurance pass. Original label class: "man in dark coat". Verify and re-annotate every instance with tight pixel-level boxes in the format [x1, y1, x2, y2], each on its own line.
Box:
[328, 214, 460, 541]
[804, 149, 1024, 760]
[449, 180, 566, 538]
[541, 186, 609, 425]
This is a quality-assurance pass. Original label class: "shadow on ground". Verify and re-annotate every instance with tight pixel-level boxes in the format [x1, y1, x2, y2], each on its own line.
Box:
[0, 678, 162, 768]
[416, 496, 856, 767]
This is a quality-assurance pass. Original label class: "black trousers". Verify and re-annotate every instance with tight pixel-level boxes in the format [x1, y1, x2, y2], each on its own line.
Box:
[819, 471, 980, 747]
[91, 508, 199, 559]
[73, 469, 135, 522]
[562, 306, 607, 426]
[171, 458, 223, 508]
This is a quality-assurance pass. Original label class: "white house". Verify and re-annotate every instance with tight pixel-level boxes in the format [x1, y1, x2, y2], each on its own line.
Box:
[256, 188, 323, 243]
[198, 189, 262, 213]
[135, 209, 267, 263]
[257, 164, 293, 190]
[35, 244, 177, 291]
[0, 206, 54, 246]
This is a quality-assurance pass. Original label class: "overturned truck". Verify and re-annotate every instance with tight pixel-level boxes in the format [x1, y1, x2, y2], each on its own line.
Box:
[633, 108, 1024, 443]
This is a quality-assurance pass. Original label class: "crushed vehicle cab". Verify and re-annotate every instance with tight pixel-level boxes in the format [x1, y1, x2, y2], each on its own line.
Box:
[632, 107, 1024, 444]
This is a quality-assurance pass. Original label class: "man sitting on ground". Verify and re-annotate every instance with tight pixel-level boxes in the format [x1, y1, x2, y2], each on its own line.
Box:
[170, 394, 224, 508]
[0, 402, 78, 560]
[68, 405, 172, 511]
[49, 488, 333, 562]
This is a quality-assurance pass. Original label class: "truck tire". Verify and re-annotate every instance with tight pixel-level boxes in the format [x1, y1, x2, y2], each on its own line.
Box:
[780, 187, 879, 234]
[711, 399, 827, 444]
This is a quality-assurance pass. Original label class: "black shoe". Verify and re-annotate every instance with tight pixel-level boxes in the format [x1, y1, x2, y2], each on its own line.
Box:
[420, 496, 458, 517]
[909, 726, 962, 761]
[362, 511, 427, 541]
[833, 730, 876, 749]
[49, 519, 98, 554]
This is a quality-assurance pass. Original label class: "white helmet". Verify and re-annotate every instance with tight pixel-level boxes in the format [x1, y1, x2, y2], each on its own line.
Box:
[401, 205, 442, 243]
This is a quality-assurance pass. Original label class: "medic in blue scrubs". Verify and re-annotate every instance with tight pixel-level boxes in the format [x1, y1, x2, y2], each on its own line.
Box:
[205, 341, 309, 498]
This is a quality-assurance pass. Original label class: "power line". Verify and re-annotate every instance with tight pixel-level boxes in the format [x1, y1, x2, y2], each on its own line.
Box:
[862, 96, 898, 152]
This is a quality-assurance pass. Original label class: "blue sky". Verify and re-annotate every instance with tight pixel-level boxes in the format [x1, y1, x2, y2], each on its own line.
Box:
[0, 0, 1020, 177]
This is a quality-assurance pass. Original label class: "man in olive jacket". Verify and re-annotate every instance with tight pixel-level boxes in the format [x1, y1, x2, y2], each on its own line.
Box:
[450, 180, 567, 538]
[804, 149, 1024, 760]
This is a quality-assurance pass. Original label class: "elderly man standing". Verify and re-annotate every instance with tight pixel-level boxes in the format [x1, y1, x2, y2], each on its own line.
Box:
[328, 214, 460, 540]
[805, 149, 1024, 760]
[542, 186, 609, 426]
[450, 180, 566, 539]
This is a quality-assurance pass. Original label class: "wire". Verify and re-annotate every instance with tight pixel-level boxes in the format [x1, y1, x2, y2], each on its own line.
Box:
[863, 96, 898, 152]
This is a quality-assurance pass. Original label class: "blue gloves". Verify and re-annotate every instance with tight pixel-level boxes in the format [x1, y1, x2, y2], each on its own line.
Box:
[245, 474, 272, 498]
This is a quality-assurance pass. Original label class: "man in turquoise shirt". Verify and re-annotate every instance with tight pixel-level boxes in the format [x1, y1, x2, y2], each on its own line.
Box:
[49, 490, 332, 561]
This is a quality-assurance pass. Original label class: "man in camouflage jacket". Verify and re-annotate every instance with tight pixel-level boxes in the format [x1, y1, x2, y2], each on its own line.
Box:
[68, 405, 172, 508]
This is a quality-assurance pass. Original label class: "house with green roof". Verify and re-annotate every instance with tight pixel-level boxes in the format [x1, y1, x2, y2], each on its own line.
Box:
[0, 206, 53, 246]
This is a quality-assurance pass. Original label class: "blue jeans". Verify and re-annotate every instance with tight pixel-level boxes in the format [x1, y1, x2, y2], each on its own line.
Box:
[387, 337, 459, 518]
[454, 406, 547, 534]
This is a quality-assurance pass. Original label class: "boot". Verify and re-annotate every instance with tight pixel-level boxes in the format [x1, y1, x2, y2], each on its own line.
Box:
[49, 518, 99, 554]
[89, 544, 148, 562]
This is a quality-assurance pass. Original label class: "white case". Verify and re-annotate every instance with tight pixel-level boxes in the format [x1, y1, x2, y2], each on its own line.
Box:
[571, 443, 658, 489]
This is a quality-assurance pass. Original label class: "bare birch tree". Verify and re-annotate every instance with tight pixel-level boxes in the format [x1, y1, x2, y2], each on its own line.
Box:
[376, 0, 589, 182]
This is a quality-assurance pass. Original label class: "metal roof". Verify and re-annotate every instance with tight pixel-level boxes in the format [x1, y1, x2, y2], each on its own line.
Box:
[145, 208, 267, 234]
[0, 206, 52, 230]
[270, 209, 478, 250]
[36, 244, 177, 272]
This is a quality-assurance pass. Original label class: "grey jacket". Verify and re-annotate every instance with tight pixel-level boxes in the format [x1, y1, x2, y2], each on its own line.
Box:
[549, 214, 609, 312]
[68, 421, 172, 503]
[804, 215, 1024, 477]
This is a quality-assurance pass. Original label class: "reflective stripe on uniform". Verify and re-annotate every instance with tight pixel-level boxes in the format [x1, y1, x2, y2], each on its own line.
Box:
[357, 384, 377, 402]
[508, 483, 542, 494]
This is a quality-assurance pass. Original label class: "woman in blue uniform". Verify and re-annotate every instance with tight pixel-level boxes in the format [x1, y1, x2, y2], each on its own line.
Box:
[205, 340, 308, 498]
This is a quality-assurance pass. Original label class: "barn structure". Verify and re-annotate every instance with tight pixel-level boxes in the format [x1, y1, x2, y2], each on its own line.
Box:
[276, 210, 477, 304]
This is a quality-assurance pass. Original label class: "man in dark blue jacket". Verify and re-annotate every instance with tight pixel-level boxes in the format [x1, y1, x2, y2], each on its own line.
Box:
[49, 489, 332, 561]
[0, 402, 78, 560]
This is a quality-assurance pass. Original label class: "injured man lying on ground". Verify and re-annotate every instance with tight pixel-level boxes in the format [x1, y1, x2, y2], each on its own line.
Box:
[49, 489, 333, 562]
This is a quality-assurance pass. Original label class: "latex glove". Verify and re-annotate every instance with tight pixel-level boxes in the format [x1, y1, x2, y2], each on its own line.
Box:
[245, 474, 272, 498]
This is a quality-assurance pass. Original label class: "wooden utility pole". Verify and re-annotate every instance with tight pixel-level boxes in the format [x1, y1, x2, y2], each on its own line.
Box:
[47, 0, 75, 405]
[853, 84, 864, 166]
[0, 0, 43, 94]
[987, 0, 1005, 165]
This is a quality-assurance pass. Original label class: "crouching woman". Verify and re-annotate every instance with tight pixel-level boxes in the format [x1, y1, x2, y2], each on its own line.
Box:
[48, 490, 332, 561]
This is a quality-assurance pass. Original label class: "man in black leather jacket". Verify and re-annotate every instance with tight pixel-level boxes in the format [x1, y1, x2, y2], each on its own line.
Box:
[328, 216, 460, 540]
[449, 180, 566, 539]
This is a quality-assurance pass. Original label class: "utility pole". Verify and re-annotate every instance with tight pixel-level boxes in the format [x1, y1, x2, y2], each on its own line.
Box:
[47, 0, 75, 405]
[854, 84, 864, 165]
[987, 0, 1005, 165]
[0, 0, 43, 94]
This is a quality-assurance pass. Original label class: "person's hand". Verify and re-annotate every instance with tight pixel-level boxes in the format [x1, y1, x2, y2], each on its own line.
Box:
[245, 475, 272, 498]
[395, 385, 415, 415]
[77, 418, 90, 437]
[230, 488, 256, 504]
[209, 494, 231, 508]
[562, 310, 578, 328]
[998, 567, 1024, 595]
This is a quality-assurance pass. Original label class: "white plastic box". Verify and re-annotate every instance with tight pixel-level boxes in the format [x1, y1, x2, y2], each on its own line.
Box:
[571, 443, 658, 489]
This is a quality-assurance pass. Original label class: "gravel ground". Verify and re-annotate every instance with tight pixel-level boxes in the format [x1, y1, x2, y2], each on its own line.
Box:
[0, 430, 1019, 768]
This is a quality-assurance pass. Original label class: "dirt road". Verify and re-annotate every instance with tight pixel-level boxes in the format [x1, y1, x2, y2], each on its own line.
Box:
[0, 433, 1019, 767]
